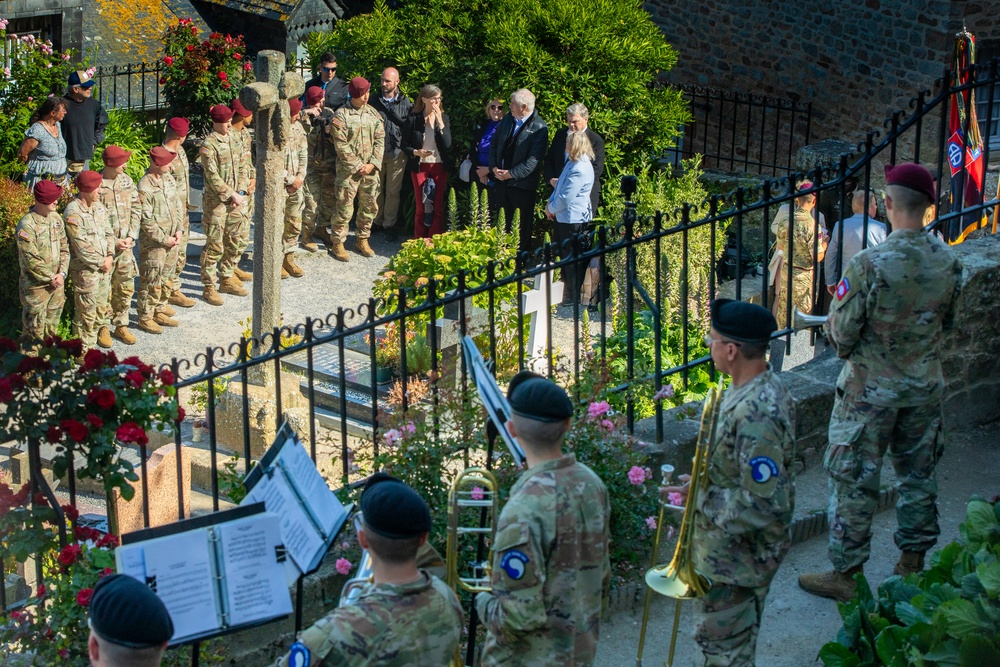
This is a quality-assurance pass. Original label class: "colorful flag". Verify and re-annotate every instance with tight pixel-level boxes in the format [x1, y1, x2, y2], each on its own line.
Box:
[946, 31, 986, 244]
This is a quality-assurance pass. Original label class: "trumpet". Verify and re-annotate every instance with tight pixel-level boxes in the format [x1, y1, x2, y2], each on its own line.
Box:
[792, 309, 828, 331]
[636, 384, 722, 667]
[338, 548, 373, 606]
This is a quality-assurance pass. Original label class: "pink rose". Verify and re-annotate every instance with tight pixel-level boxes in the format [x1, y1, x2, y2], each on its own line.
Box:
[335, 558, 352, 576]
[667, 492, 684, 507]
[653, 384, 675, 401]
[402, 422, 416, 437]
[471, 486, 484, 501]
[383, 428, 400, 447]
[601, 419, 615, 433]
[645, 516, 657, 531]
[587, 400, 611, 419]
[627, 466, 645, 485]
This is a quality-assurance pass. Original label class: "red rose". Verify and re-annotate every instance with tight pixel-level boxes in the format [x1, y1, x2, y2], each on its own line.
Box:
[0, 337, 17, 353]
[45, 425, 62, 443]
[62, 504, 79, 521]
[74, 525, 100, 541]
[0, 377, 13, 403]
[186, 44, 195, 51]
[81, 348, 106, 371]
[159, 77, 166, 84]
[97, 533, 119, 549]
[163, 56, 174, 65]
[125, 370, 145, 388]
[86, 413, 103, 429]
[32, 492, 47, 506]
[175, 406, 186, 423]
[57, 339, 83, 357]
[58, 544, 82, 566]
[222, 82, 231, 89]
[190, 26, 197, 34]
[88, 388, 116, 410]
[100, 567, 113, 577]
[36, 584, 46, 597]
[244, 62, 252, 72]
[116, 422, 148, 446]
[159, 368, 175, 385]
[76, 587, 93, 607]
[233, 53, 241, 60]
[60, 419, 89, 443]
[17, 356, 51, 373]
[179, 80, 187, 86]
[218, 71, 227, 80]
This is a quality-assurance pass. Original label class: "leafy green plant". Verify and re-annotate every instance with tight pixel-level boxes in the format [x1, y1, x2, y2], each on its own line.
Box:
[0, 177, 36, 337]
[819, 496, 1000, 666]
[88, 109, 157, 184]
[189, 375, 230, 414]
[217, 452, 253, 505]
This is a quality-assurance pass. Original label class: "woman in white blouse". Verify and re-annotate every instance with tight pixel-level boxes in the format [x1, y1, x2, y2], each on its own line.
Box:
[402, 85, 453, 238]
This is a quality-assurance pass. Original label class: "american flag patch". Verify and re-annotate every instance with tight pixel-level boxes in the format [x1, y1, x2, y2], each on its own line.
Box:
[836, 277, 850, 300]
[18, 229, 30, 241]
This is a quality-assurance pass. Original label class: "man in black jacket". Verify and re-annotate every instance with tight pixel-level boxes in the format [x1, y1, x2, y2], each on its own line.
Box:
[545, 103, 605, 215]
[489, 88, 548, 255]
[303, 52, 349, 112]
[369, 67, 413, 237]
[63, 70, 108, 176]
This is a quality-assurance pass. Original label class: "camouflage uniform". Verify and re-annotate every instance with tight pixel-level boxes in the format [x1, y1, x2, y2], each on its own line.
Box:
[99, 173, 140, 328]
[329, 104, 385, 243]
[16, 210, 69, 341]
[231, 126, 254, 255]
[137, 172, 183, 320]
[823, 229, 962, 572]
[773, 207, 817, 328]
[302, 109, 337, 240]
[63, 198, 115, 349]
[163, 144, 190, 293]
[476, 454, 610, 667]
[199, 131, 242, 285]
[274, 571, 462, 667]
[283, 120, 308, 253]
[692, 368, 796, 666]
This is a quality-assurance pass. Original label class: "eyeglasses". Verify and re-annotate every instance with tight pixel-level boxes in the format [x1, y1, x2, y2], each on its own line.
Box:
[489, 104, 503, 110]
[703, 335, 741, 348]
[323, 66, 337, 73]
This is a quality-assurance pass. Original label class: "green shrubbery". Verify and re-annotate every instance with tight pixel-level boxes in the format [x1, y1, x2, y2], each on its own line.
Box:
[88, 109, 157, 184]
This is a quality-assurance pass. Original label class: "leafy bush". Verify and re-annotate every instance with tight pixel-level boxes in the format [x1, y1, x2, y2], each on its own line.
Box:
[819, 496, 1000, 666]
[88, 109, 157, 184]
[307, 0, 690, 212]
[160, 19, 253, 136]
[0, 178, 36, 336]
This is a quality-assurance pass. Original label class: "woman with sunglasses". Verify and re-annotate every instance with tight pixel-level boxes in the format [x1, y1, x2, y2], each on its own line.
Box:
[467, 98, 505, 216]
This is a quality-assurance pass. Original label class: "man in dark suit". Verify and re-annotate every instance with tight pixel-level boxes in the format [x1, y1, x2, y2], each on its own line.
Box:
[303, 52, 349, 112]
[489, 88, 548, 255]
[545, 103, 605, 215]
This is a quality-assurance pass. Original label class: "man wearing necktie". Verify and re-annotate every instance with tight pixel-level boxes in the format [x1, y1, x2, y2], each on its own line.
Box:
[489, 88, 548, 256]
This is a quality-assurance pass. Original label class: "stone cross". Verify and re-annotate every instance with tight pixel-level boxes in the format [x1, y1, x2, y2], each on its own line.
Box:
[522, 271, 564, 369]
[431, 291, 489, 384]
[239, 50, 305, 385]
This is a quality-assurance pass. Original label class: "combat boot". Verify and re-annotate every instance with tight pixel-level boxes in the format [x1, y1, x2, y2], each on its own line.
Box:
[354, 238, 375, 258]
[168, 290, 196, 308]
[154, 312, 179, 327]
[136, 318, 163, 335]
[313, 226, 332, 245]
[96, 326, 113, 349]
[112, 325, 136, 345]
[203, 285, 224, 307]
[893, 551, 925, 577]
[300, 233, 319, 252]
[219, 276, 249, 297]
[798, 565, 864, 603]
[329, 239, 350, 262]
[233, 267, 253, 282]
[283, 253, 304, 278]
[159, 304, 176, 317]
[281, 265, 290, 279]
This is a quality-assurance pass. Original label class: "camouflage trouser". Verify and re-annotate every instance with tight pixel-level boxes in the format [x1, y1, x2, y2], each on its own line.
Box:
[168, 217, 191, 294]
[373, 151, 408, 228]
[20, 282, 65, 342]
[304, 167, 338, 237]
[693, 582, 770, 667]
[107, 250, 137, 328]
[775, 266, 814, 329]
[283, 186, 305, 254]
[825, 390, 944, 572]
[201, 195, 244, 284]
[71, 269, 112, 349]
[236, 194, 253, 252]
[330, 171, 379, 243]
[138, 246, 170, 320]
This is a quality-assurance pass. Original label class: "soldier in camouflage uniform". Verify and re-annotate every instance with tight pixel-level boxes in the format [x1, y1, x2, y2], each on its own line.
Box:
[229, 99, 254, 284]
[16, 181, 69, 344]
[64, 170, 115, 350]
[327, 77, 385, 262]
[162, 117, 196, 309]
[274, 474, 462, 667]
[664, 299, 794, 666]
[281, 97, 308, 278]
[99, 145, 141, 346]
[136, 147, 184, 335]
[800, 163, 963, 603]
[771, 181, 827, 329]
[477, 373, 610, 667]
[301, 86, 336, 251]
[200, 105, 247, 305]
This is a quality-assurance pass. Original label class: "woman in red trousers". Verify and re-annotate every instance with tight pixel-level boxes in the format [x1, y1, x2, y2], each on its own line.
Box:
[402, 85, 452, 238]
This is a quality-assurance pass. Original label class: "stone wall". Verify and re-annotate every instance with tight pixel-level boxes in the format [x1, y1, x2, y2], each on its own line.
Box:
[5, 0, 84, 54]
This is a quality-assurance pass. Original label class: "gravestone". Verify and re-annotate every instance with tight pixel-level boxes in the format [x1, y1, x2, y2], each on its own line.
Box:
[432, 292, 490, 382]
[113, 444, 191, 535]
[522, 270, 564, 370]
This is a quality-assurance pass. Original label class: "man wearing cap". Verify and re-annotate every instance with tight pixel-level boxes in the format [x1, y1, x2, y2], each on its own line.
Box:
[275, 474, 462, 666]
[136, 147, 184, 335]
[301, 85, 337, 251]
[99, 145, 141, 346]
[162, 117, 197, 309]
[88, 574, 173, 666]
[64, 70, 108, 177]
[662, 299, 795, 666]
[281, 98, 308, 278]
[369, 67, 413, 237]
[64, 170, 115, 350]
[799, 163, 963, 602]
[327, 77, 385, 262]
[16, 181, 69, 345]
[199, 104, 247, 305]
[476, 374, 610, 667]
[230, 98, 255, 284]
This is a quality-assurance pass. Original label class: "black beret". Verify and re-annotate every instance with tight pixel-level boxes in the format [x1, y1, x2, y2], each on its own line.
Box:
[710, 299, 777, 343]
[360, 472, 432, 539]
[506, 370, 544, 401]
[89, 574, 173, 648]
[509, 377, 574, 423]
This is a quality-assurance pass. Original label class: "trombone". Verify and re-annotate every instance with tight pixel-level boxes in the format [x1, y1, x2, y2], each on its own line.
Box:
[793, 309, 828, 331]
[636, 384, 722, 667]
[338, 548, 373, 607]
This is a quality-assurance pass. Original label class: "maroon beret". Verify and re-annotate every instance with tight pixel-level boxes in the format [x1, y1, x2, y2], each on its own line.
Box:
[34, 180, 63, 205]
[306, 86, 324, 106]
[288, 97, 303, 117]
[167, 117, 190, 136]
[150, 146, 176, 167]
[102, 145, 131, 169]
[230, 98, 251, 118]
[348, 77, 370, 99]
[209, 104, 234, 124]
[76, 170, 103, 193]
[885, 163, 936, 204]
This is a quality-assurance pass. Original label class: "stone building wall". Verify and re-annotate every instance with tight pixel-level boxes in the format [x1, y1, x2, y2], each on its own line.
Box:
[4, 0, 83, 54]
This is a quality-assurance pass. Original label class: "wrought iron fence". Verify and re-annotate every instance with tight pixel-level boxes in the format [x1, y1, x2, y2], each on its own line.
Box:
[5, 56, 1000, 664]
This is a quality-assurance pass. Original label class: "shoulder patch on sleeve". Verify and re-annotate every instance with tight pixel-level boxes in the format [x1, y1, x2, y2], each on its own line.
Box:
[330, 116, 343, 128]
[288, 642, 310, 667]
[749, 456, 779, 484]
[200, 146, 211, 155]
[499, 550, 530, 580]
[18, 229, 30, 241]
[65, 215, 81, 226]
[835, 277, 850, 300]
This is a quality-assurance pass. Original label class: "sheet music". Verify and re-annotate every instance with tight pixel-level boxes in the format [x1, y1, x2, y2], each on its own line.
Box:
[277, 437, 345, 537]
[216, 515, 293, 627]
[462, 336, 526, 466]
[141, 530, 220, 642]
[244, 471, 323, 573]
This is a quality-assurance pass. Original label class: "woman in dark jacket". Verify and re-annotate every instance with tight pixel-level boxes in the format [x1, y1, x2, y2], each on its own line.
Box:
[402, 84, 452, 238]
[468, 97, 505, 214]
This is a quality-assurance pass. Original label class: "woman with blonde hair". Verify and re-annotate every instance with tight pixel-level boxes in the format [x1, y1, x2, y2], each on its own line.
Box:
[402, 84, 453, 238]
[546, 131, 595, 305]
